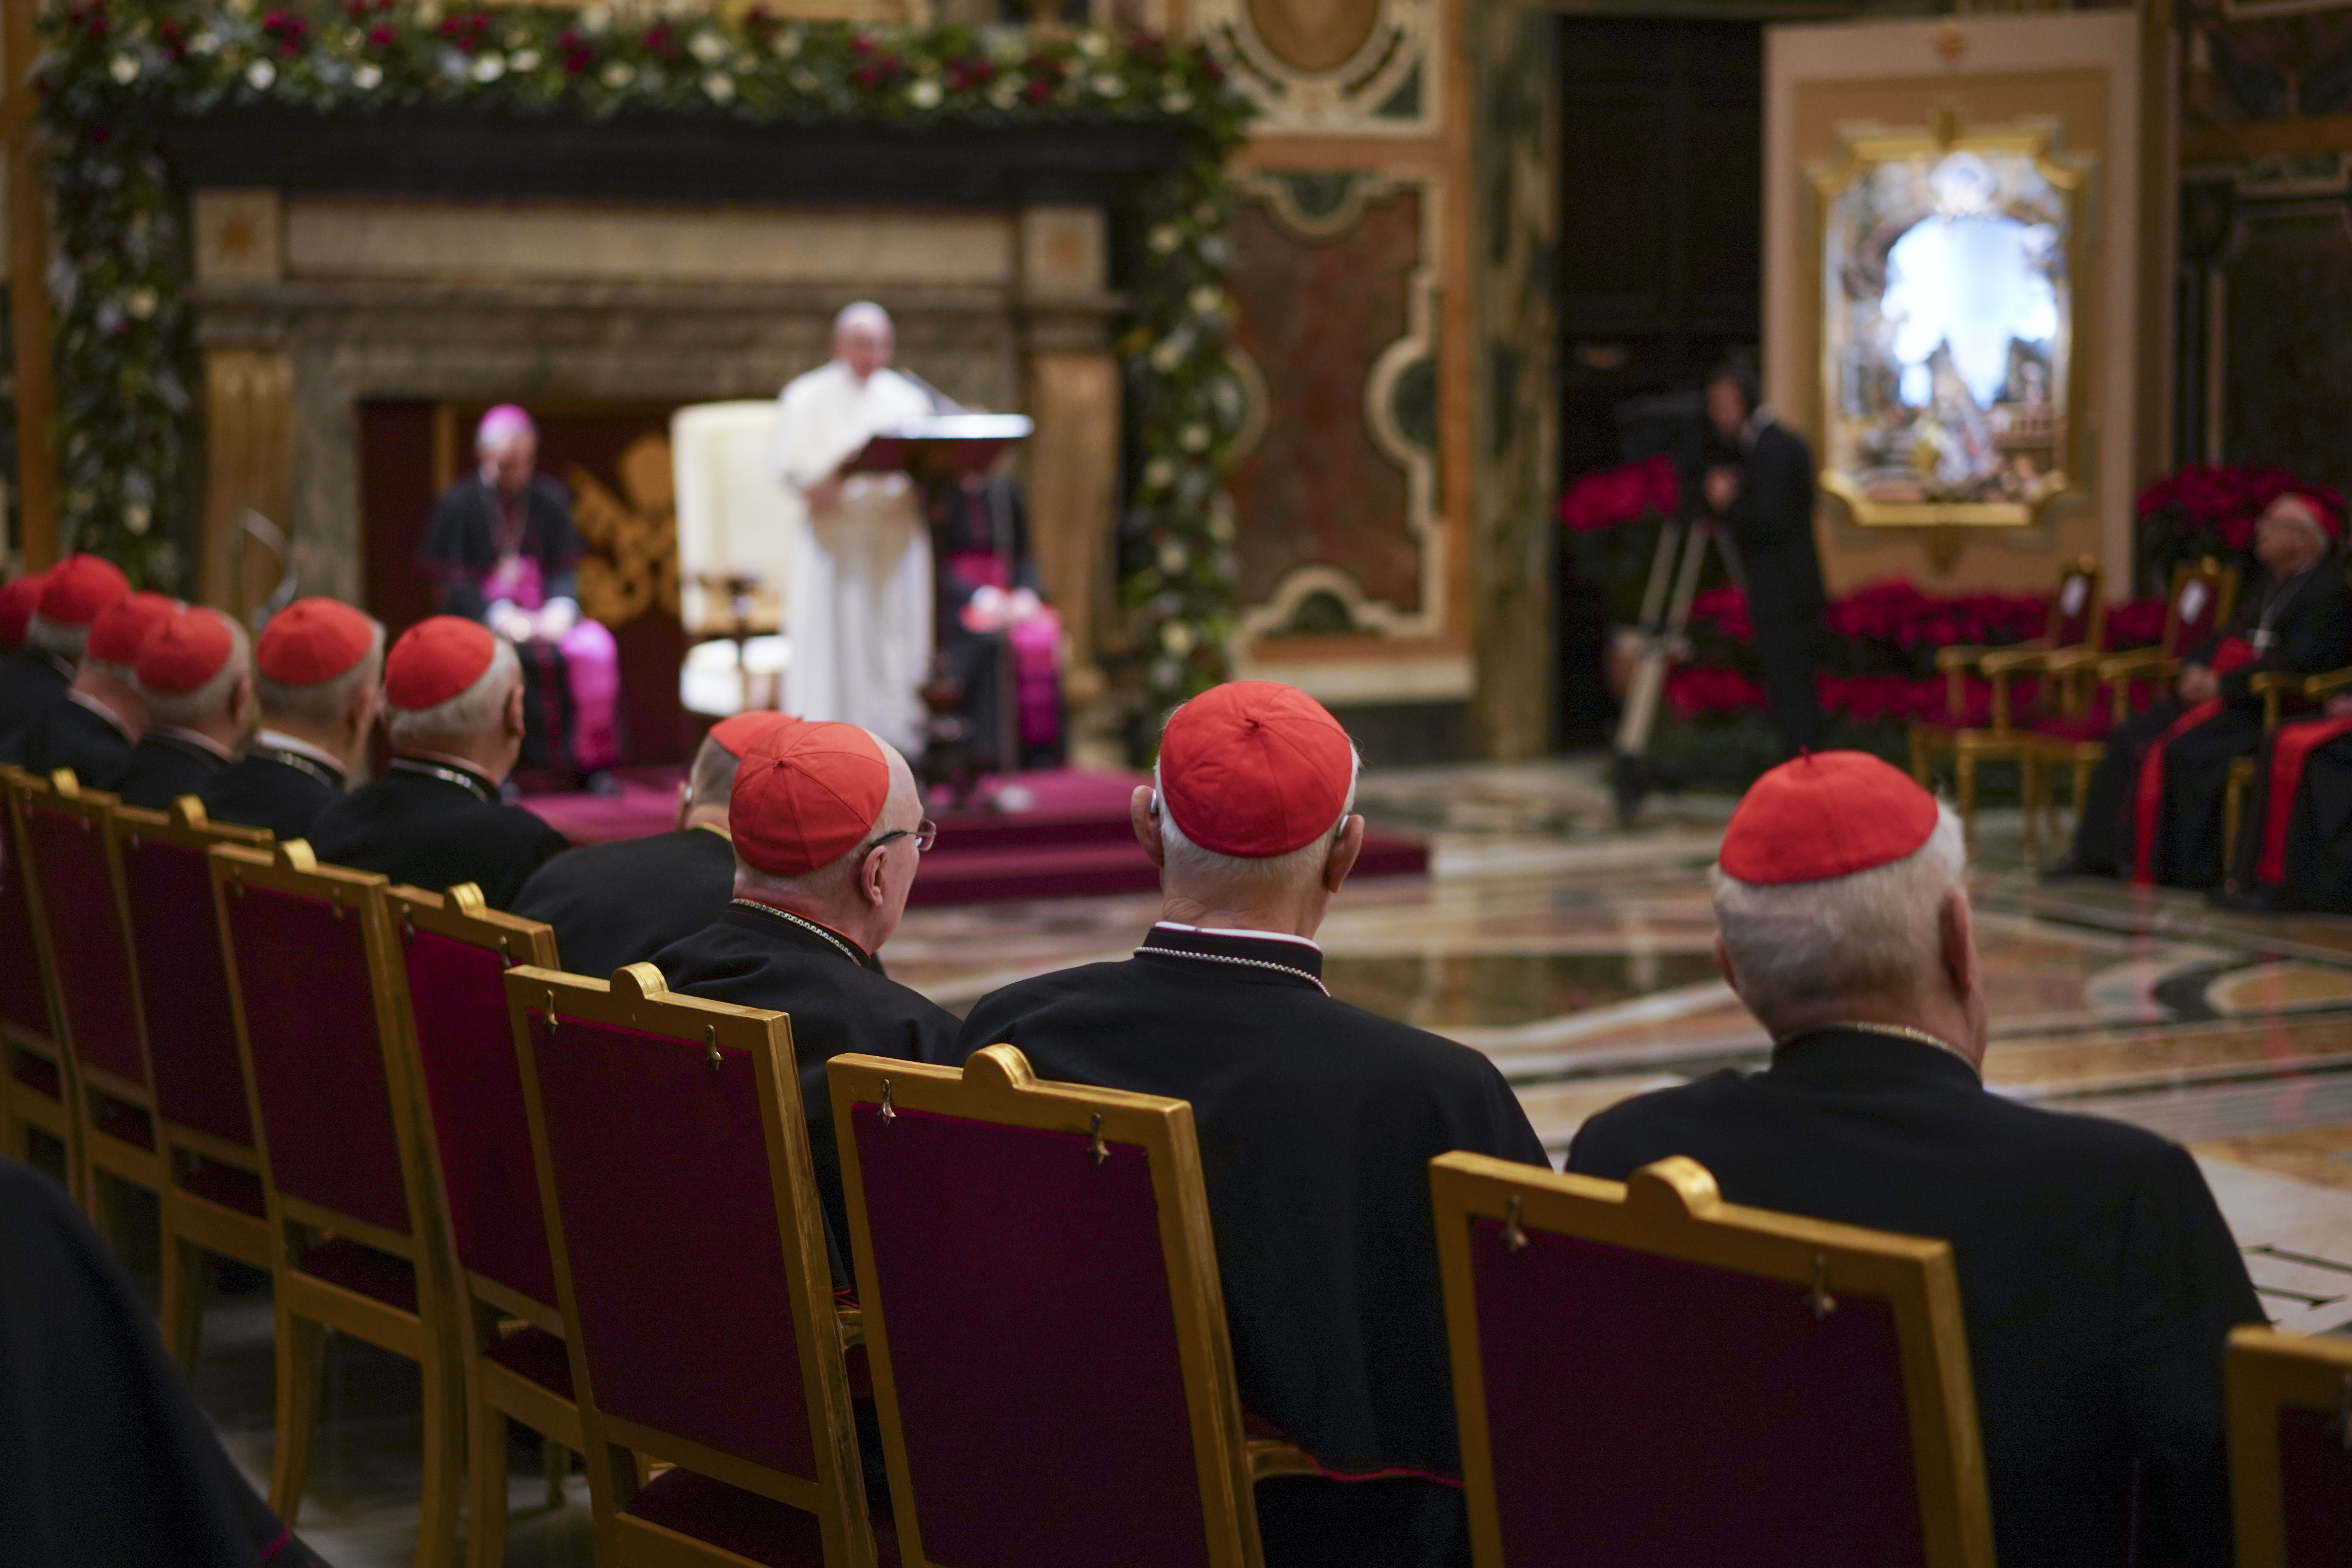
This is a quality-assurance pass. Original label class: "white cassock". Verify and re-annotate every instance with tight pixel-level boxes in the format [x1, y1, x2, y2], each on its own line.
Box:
[772, 360, 936, 755]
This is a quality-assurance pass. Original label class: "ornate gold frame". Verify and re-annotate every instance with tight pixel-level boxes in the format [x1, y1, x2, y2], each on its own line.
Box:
[2226, 1324, 2352, 1567]
[1809, 120, 2089, 537]
[826, 1044, 1316, 1568]
[1431, 1151, 1995, 1568]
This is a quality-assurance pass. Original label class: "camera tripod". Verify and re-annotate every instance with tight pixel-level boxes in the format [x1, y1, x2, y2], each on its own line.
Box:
[1609, 514, 1746, 828]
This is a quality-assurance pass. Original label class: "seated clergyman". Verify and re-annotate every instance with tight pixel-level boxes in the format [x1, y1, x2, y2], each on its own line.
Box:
[650, 719, 956, 1262]
[118, 607, 254, 811]
[1569, 752, 2262, 1568]
[18, 589, 177, 792]
[0, 553, 123, 751]
[514, 710, 813, 982]
[304, 615, 569, 910]
[949, 681, 1548, 1568]
[199, 597, 385, 841]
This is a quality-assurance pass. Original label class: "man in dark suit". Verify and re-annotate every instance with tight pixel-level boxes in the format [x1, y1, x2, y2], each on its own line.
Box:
[0, 556, 126, 763]
[514, 709, 806, 980]
[952, 682, 1548, 1568]
[198, 597, 384, 841]
[2056, 492, 2351, 886]
[1568, 752, 2262, 1568]
[118, 607, 252, 810]
[1704, 362, 1828, 755]
[305, 616, 569, 908]
[16, 591, 175, 792]
[649, 720, 955, 1263]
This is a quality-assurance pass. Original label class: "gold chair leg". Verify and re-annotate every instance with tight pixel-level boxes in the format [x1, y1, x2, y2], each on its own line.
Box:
[2224, 772, 2245, 874]
[416, 1336, 467, 1568]
[269, 1310, 326, 1522]
[465, 1388, 510, 1568]
[1909, 726, 1931, 788]
[542, 1438, 567, 1511]
[2021, 754, 2042, 865]
[159, 1226, 208, 1373]
[1956, 750, 1978, 861]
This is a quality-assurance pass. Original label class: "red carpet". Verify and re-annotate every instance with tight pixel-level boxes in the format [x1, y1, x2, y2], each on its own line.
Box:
[521, 767, 1428, 906]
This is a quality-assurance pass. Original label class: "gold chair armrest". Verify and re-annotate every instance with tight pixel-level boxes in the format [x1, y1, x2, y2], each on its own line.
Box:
[2306, 667, 2352, 700]
[1976, 646, 2056, 676]
[835, 1303, 863, 1349]
[1933, 644, 1992, 674]
[1247, 1439, 1322, 1482]
[2097, 650, 2175, 682]
[2249, 670, 2303, 695]
[2039, 647, 2104, 675]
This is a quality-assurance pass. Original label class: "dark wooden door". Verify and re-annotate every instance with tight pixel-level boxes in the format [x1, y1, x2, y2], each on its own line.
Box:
[1555, 15, 1762, 742]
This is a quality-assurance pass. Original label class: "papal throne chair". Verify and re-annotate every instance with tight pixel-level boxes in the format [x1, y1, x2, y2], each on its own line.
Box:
[825, 1043, 1318, 1568]
[509, 961, 881, 1568]
[2026, 556, 2238, 849]
[2229, 1325, 2352, 1567]
[1430, 1151, 1993, 1568]
[1909, 554, 2104, 859]
[384, 880, 578, 1568]
[212, 839, 467, 1568]
[108, 795, 277, 1369]
[0, 763, 77, 1198]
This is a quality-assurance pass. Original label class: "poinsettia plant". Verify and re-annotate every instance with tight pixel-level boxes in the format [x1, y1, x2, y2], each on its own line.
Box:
[1556, 454, 1680, 626]
[2135, 465, 2344, 596]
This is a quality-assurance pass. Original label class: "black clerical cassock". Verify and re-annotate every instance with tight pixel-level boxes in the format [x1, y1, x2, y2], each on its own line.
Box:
[514, 825, 741, 981]
[953, 924, 1550, 1568]
[1716, 417, 1829, 754]
[197, 740, 346, 841]
[16, 695, 136, 792]
[1571, 1026, 2261, 1568]
[650, 901, 955, 1268]
[0, 646, 72, 756]
[2068, 561, 2351, 885]
[116, 730, 230, 812]
[304, 757, 570, 910]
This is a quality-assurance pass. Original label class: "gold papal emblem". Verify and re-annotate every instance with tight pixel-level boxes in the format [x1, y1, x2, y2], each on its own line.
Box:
[567, 433, 682, 628]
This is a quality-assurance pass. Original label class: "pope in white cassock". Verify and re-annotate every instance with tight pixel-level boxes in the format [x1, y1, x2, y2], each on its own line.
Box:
[772, 302, 938, 755]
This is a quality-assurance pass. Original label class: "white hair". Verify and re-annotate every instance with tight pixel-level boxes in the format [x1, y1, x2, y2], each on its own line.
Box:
[833, 301, 892, 338]
[386, 635, 521, 751]
[27, 614, 90, 660]
[733, 730, 916, 905]
[258, 621, 387, 729]
[1153, 750, 1363, 896]
[137, 612, 252, 728]
[1710, 804, 1968, 1027]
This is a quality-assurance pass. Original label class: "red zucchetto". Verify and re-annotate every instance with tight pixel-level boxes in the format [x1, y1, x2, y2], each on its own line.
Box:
[259, 598, 376, 686]
[384, 616, 497, 712]
[36, 554, 129, 628]
[1718, 751, 1941, 886]
[1158, 680, 1356, 859]
[709, 710, 803, 758]
[137, 607, 236, 695]
[0, 571, 49, 648]
[86, 592, 181, 668]
[731, 721, 889, 876]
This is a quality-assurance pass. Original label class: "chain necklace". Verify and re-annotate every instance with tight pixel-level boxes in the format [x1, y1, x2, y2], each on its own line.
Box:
[1777, 1020, 1980, 1077]
[389, 758, 491, 802]
[251, 745, 341, 791]
[731, 900, 864, 967]
[1135, 942, 1330, 996]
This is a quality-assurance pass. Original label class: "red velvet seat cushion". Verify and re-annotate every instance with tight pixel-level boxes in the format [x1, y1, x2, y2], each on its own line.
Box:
[175, 1153, 266, 1218]
[9, 1048, 61, 1100]
[2029, 713, 2113, 743]
[122, 837, 252, 1147]
[27, 807, 147, 1087]
[89, 1090, 155, 1152]
[296, 1238, 417, 1313]
[485, 1326, 574, 1400]
[623, 1469, 898, 1568]
[0, 852, 54, 1038]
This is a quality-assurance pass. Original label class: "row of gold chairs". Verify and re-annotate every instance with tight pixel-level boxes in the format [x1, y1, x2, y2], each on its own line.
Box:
[1, 761, 2345, 1567]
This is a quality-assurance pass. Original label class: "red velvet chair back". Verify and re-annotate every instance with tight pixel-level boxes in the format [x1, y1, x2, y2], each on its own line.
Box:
[1432, 1153, 1993, 1568]
[213, 842, 413, 1238]
[109, 802, 269, 1147]
[2227, 1324, 2352, 1567]
[512, 962, 868, 1543]
[388, 884, 560, 1310]
[19, 778, 148, 1093]
[827, 1045, 1264, 1568]
[0, 769, 54, 1046]
[2166, 557, 2238, 658]
[2049, 557, 2104, 649]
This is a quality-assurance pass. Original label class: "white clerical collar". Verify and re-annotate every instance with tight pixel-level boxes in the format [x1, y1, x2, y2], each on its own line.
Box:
[256, 729, 346, 772]
[1151, 920, 1323, 955]
[152, 725, 236, 761]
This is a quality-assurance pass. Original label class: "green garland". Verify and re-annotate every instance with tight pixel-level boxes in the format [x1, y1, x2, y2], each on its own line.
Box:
[37, 0, 1250, 707]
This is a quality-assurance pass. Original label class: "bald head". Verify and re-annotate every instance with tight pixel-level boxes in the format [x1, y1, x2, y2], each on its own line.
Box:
[833, 302, 894, 381]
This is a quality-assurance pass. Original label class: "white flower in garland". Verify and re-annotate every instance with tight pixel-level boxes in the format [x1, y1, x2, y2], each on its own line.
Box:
[224, 0, 255, 17]
[1148, 224, 1182, 254]
[510, 48, 540, 72]
[1188, 285, 1222, 316]
[124, 286, 158, 319]
[1160, 619, 1195, 655]
[600, 59, 634, 88]
[789, 67, 819, 93]
[353, 62, 383, 89]
[1152, 657, 1182, 691]
[907, 77, 942, 108]
[123, 501, 152, 536]
[244, 58, 275, 90]
[1161, 88, 1192, 112]
[1143, 457, 1176, 491]
[702, 71, 734, 103]
[987, 78, 1020, 109]
[579, 5, 611, 34]
[1076, 28, 1109, 58]
[108, 53, 140, 84]
[773, 27, 802, 59]
[1179, 423, 1210, 453]
[1092, 73, 1124, 98]
[190, 29, 220, 54]
[1158, 539, 1188, 575]
[471, 52, 506, 82]
[688, 29, 726, 64]
[1148, 331, 1189, 372]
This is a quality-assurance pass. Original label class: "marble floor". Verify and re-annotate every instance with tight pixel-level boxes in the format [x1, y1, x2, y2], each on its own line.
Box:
[147, 755, 2352, 1565]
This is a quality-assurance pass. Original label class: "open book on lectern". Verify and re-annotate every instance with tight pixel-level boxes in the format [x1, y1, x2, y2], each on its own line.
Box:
[843, 412, 1034, 478]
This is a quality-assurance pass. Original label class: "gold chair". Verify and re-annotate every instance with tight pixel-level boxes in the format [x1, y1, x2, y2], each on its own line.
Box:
[2026, 556, 2240, 849]
[2219, 669, 2340, 878]
[512, 961, 881, 1568]
[212, 840, 466, 1568]
[1431, 1150, 1993, 1568]
[1910, 554, 2104, 859]
[108, 795, 277, 1369]
[383, 881, 577, 1568]
[0, 763, 79, 1199]
[825, 1044, 1317, 1568]
[2227, 1325, 2352, 1567]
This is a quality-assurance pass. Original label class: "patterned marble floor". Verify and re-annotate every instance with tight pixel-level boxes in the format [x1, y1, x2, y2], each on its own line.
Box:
[161, 755, 2352, 1566]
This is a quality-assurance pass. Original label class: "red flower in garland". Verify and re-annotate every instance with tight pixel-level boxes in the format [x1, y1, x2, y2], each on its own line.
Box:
[1557, 455, 1678, 533]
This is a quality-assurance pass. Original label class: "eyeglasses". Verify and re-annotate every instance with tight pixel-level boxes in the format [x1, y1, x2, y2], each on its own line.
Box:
[864, 817, 938, 855]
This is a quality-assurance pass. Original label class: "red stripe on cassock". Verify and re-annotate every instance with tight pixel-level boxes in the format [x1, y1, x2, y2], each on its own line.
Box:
[2258, 715, 2352, 886]
[2132, 638, 2259, 885]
